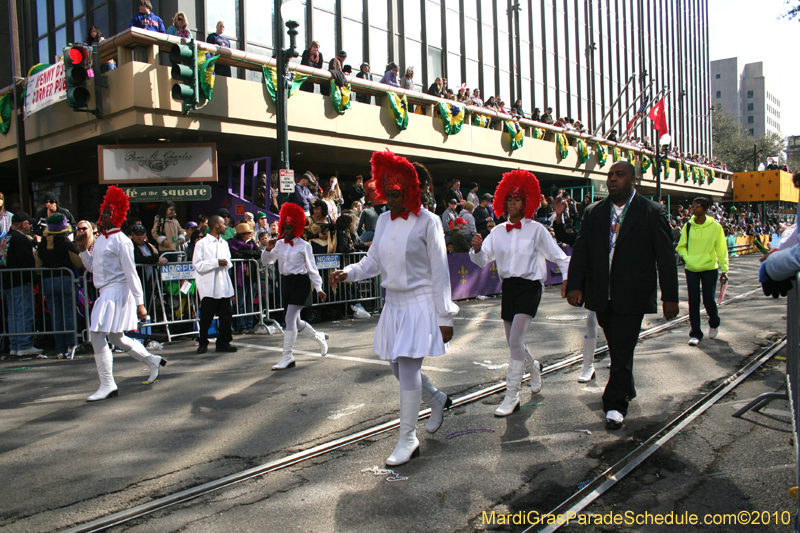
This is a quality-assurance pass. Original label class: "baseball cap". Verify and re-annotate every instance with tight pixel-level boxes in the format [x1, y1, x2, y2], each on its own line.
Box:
[454, 217, 467, 225]
[185, 221, 198, 229]
[12, 212, 36, 224]
[481, 193, 493, 201]
[130, 224, 147, 234]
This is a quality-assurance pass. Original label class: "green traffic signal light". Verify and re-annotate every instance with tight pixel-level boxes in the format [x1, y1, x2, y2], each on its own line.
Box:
[64, 45, 91, 108]
[170, 40, 198, 113]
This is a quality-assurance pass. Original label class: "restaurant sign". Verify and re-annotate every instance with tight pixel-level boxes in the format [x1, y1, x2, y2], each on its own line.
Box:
[98, 143, 217, 184]
[124, 185, 212, 203]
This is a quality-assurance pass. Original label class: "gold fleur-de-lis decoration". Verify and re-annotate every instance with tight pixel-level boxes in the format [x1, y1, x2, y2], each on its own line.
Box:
[438, 491, 446, 503]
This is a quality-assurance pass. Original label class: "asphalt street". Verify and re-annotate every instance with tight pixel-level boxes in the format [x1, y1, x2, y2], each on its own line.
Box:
[0, 254, 793, 533]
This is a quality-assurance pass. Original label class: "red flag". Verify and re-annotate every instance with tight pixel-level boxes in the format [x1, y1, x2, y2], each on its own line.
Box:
[648, 98, 668, 137]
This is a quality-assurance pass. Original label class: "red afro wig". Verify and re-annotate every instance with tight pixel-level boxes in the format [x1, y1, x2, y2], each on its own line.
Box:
[493, 169, 541, 220]
[370, 149, 421, 215]
[363, 178, 379, 205]
[279, 202, 306, 239]
[98, 185, 130, 228]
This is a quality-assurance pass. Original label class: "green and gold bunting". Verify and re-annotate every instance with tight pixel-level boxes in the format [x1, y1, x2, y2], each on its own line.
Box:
[641, 155, 652, 173]
[709, 169, 715, 185]
[697, 167, 705, 185]
[677, 161, 683, 182]
[472, 114, 491, 128]
[596, 143, 608, 168]
[262, 65, 309, 103]
[504, 120, 524, 151]
[438, 101, 465, 135]
[198, 50, 219, 101]
[531, 127, 546, 140]
[687, 164, 695, 183]
[556, 133, 569, 159]
[330, 80, 352, 114]
[664, 159, 670, 179]
[0, 93, 11, 135]
[576, 139, 589, 164]
[613, 146, 622, 162]
[626, 150, 634, 162]
[387, 92, 409, 130]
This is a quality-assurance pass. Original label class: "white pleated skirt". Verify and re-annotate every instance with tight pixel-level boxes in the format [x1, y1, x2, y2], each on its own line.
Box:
[373, 286, 447, 361]
[90, 283, 138, 333]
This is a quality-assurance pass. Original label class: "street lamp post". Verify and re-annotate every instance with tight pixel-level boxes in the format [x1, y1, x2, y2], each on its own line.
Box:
[654, 133, 672, 204]
[275, 0, 304, 172]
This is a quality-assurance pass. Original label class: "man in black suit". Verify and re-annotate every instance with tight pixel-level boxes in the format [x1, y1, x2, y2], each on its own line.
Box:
[566, 161, 679, 430]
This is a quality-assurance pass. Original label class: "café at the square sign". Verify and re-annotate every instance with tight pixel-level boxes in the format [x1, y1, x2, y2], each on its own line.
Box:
[98, 143, 217, 184]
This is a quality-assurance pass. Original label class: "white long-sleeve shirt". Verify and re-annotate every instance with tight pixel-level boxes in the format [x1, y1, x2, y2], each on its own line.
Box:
[192, 233, 234, 299]
[79, 229, 144, 305]
[342, 209, 459, 326]
[469, 218, 570, 282]
[260, 237, 323, 293]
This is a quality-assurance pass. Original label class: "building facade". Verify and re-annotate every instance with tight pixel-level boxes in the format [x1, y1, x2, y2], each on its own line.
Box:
[14, 0, 712, 155]
[711, 58, 782, 139]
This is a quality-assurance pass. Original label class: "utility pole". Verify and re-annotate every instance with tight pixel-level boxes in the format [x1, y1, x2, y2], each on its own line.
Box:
[7, 0, 29, 211]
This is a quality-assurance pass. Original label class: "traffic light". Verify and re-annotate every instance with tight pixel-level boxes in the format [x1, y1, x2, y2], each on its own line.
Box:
[64, 45, 91, 109]
[170, 39, 198, 114]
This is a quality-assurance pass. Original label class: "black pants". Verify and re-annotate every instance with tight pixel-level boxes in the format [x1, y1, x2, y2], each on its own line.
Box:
[686, 269, 719, 340]
[198, 297, 233, 348]
[597, 304, 644, 416]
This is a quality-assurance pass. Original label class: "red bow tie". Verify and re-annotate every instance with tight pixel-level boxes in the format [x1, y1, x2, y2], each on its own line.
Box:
[506, 221, 522, 232]
[102, 228, 121, 237]
[284, 238, 294, 246]
[391, 210, 410, 221]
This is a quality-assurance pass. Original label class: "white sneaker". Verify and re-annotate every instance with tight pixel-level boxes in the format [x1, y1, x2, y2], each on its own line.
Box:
[688, 337, 700, 346]
[708, 328, 718, 339]
[9, 350, 17, 356]
[17, 347, 43, 356]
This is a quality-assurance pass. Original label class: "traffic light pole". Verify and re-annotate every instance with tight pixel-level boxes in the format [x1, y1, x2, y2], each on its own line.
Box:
[275, 8, 289, 172]
[7, 0, 29, 211]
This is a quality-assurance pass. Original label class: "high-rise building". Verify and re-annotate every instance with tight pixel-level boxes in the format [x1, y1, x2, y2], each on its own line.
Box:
[7, 0, 712, 154]
[711, 58, 782, 139]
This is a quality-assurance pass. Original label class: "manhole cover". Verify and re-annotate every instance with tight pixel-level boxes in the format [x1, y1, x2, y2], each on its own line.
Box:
[545, 315, 584, 321]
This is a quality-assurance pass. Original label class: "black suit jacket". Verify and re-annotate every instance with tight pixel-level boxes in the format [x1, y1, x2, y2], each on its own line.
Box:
[566, 193, 678, 315]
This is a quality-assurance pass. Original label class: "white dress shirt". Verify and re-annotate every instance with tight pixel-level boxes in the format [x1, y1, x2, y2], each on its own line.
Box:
[261, 237, 323, 293]
[343, 209, 459, 326]
[469, 218, 570, 282]
[79, 229, 144, 305]
[192, 233, 234, 299]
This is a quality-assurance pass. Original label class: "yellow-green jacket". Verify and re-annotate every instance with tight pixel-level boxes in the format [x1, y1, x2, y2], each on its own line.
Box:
[675, 215, 728, 273]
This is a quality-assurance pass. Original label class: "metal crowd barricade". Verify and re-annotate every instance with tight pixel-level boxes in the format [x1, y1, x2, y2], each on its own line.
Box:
[0, 266, 81, 359]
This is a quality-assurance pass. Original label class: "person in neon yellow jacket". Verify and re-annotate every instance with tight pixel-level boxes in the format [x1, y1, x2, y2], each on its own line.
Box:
[675, 197, 729, 346]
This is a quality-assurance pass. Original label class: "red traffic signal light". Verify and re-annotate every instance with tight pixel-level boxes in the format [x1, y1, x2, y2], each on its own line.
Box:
[67, 45, 89, 66]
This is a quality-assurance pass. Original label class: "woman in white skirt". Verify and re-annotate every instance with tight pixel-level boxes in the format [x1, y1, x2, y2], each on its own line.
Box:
[261, 202, 329, 370]
[76, 186, 167, 401]
[469, 170, 570, 416]
[330, 150, 459, 466]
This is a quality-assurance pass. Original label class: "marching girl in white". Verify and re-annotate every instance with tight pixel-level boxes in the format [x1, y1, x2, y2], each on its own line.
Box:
[469, 170, 570, 416]
[329, 150, 458, 466]
[261, 202, 329, 370]
[76, 186, 167, 401]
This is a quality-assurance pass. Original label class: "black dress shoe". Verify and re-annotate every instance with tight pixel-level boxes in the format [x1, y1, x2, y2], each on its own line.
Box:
[197, 345, 208, 354]
[605, 418, 623, 430]
[216, 345, 238, 353]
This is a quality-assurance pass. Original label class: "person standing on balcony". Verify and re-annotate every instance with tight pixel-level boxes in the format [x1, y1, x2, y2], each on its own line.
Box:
[262, 203, 328, 370]
[470, 170, 571, 417]
[166, 11, 192, 38]
[130, 0, 166, 33]
[207, 21, 232, 77]
[329, 150, 458, 466]
[380, 62, 401, 87]
[76, 187, 167, 401]
[151, 201, 186, 256]
[355, 63, 372, 104]
[542, 107, 554, 124]
[300, 41, 323, 93]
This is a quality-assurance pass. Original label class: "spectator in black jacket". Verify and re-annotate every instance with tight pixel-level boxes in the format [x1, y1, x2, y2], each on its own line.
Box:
[130, 224, 166, 315]
[299, 41, 324, 92]
[473, 194, 494, 238]
[2, 212, 41, 356]
[36, 213, 83, 357]
[34, 191, 77, 238]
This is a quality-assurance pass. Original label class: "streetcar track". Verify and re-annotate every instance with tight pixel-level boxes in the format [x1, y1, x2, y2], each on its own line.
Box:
[60, 285, 764, 533]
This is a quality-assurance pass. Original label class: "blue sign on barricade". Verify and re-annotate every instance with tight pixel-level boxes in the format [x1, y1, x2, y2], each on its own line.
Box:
[315, 254, 341, 270]
[160, 263, 195, 281]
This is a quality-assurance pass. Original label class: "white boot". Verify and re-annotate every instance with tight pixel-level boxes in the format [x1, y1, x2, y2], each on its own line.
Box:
[495, 358, 526, 417]
[420, 372, 452, 433]
[524, 345, 542, 393]
[87, 347, 118, 401]
[273, 330, 297, 370]
[578, 336, 597, 383]
[126, 342, 167, 384]
[300, 323, 328, 356]
[386, 389, 422, 466]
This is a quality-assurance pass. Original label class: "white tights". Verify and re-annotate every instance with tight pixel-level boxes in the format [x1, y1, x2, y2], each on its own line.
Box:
[284, 304, 309, 333]
[585, 310, 597, 339]
[389, 357, 424, 391]
[91, 331, 150, 359]
[503, 313, 533, 361]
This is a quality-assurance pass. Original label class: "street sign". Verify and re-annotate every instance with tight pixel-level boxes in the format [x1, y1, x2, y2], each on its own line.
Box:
[160, 263, 195, 281]
[314, 255, 341, 270]
[280, 169, 295, 193]
[125, 185, 212, 203]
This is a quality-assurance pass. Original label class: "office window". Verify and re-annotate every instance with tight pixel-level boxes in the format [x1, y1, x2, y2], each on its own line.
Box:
[426, 1, 442, 47]
[343, 18, 364, 68]
[312, 7, 336, 60]
[404, 0, 421, 40]
[246, 0, 272, 47]
[207, 0, 240, 40]
[747, 90, 753, 98]
[715, 73, 720, 79]
[747, 103, 753, 111]
[427, 46, 442, 82]
[715, 91, 720, 98]
[748, 129, 754, 136]
[370, 0, 389, 30]
[369, 26, 389, 74]
[747, 116, 754, 124]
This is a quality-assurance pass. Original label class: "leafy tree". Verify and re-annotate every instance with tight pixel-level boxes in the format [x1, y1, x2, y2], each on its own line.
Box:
[712, 104, 785, 172]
